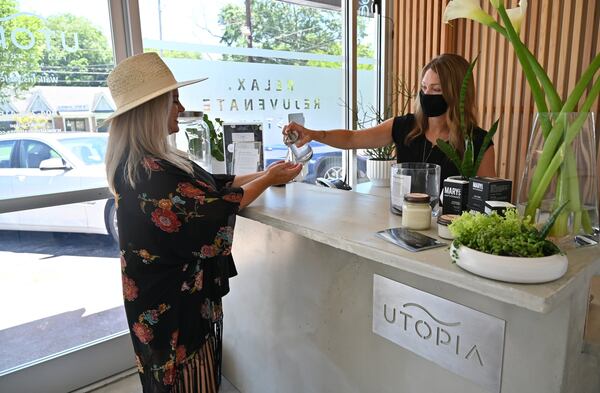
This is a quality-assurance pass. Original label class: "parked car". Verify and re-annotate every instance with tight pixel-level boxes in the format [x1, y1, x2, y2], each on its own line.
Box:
[264, 141, 368, 184]
[0, 132, 117, 241]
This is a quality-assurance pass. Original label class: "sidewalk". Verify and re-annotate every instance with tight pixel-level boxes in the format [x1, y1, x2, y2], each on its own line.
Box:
[0, 231, 126, 372]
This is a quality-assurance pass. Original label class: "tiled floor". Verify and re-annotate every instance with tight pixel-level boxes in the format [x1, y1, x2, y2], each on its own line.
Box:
[76, 368, 240, 393]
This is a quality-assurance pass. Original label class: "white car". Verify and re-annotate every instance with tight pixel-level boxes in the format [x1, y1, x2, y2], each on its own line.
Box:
[0, 132, 117, 242]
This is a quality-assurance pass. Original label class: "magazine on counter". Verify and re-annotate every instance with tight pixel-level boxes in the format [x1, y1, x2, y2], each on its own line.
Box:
[376, 227, 446, 252]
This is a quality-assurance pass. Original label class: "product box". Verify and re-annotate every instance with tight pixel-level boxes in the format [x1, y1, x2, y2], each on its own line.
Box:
[467, 176, 512, 213]
[484, 201, 515, 216]
[442, 177, 469, 215]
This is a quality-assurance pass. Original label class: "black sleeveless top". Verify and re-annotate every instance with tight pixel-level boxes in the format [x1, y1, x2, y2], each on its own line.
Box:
[391, 114, 492, 183]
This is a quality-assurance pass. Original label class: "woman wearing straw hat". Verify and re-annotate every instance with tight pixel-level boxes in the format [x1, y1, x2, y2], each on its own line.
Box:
[105, 52, 301, 393]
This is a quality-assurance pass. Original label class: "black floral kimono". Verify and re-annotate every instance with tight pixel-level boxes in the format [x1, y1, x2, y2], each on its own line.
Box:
[115, 157, 243, 393]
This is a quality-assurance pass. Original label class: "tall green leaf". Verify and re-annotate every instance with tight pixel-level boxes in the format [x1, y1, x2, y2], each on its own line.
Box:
[473, 119, 499, 173]
[539, 201, 569, 240]
[436, 139, 462, 170]
[459, 56, 478, 138]
[461, 138, 475, 177]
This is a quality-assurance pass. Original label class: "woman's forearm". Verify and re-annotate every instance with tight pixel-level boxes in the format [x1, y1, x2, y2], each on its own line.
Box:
[311, 129, 359, 149]
[310, 118, 394, 150]
[231, 171, 265, 187]
[239, 175, 272, 209]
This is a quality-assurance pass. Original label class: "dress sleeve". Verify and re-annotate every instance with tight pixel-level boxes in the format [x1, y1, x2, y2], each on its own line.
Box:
[127, 159, 244, 262]
[211, 174, 236, 191]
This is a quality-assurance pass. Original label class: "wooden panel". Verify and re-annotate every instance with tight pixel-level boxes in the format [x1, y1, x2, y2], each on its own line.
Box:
[392, 0, 451, 112]
[392, 0, 600, 205]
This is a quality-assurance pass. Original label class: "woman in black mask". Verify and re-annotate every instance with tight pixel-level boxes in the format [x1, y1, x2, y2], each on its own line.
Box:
[282, 53, 496, 183]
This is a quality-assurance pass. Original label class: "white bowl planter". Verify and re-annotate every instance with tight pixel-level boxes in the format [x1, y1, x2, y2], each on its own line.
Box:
[450, 242, 568, 284]
[366, 159, 395, 187]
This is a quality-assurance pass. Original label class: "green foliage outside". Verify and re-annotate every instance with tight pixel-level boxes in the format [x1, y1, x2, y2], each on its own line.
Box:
[1, 1, 113, 102]
[0, 0, 44, 102]
[144, 48, 203, 60]
[40, 13, 113, 86]
[217, 0, 374, 68]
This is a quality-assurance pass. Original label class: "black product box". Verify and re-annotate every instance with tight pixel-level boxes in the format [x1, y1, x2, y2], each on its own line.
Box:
[467, 176, 512, 213]
[442, 177, 469, 215]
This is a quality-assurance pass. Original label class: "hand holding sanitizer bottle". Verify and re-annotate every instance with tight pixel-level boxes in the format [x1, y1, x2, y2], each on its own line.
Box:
[283, 113, 313, 164]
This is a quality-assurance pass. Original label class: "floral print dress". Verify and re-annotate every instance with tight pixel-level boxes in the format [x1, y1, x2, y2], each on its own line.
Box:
[115, 157, 243, 393]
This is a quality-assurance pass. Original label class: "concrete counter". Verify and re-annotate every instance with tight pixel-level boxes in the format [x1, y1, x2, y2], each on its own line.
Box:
[222, 182, 600, 393]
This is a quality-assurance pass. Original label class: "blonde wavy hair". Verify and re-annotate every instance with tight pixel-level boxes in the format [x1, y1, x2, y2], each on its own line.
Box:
[405, 53, 478, 155]
[105, 91, 193, 193]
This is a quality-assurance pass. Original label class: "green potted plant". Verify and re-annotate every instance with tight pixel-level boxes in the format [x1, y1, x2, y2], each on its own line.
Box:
[182, 112, 225, 172]
[435, 56, 499, 180]
[449, 204, 568, 283]
[350, 78, 412, 187]
[203, 113, 224, 163]
[362, 143, 396, 187]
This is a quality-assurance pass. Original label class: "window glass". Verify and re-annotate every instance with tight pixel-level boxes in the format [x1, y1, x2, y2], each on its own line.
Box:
[139, 0, 375, 185]
[0, 1, 126, 382]
[66, 118, 89, 131]
[60, 136, 107, 165]
[356, 10, 379, 184]
[0, 140, 16, 167]
[18, 140, 59, 168]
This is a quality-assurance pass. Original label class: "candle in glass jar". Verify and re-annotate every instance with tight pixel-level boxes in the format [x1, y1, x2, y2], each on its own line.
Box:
[437, 214, 459, 239]
[402, 193, 432, 230]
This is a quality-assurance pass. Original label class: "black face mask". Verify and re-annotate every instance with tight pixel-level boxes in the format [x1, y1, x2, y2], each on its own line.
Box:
[419, 91, 448, 117]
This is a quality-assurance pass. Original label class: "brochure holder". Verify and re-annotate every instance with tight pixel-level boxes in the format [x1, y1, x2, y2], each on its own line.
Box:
[223, 122, 264, 175]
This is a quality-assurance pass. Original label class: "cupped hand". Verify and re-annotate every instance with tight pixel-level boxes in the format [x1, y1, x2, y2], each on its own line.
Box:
[282, 122, 312, 147]
[265, 161, 303, 185]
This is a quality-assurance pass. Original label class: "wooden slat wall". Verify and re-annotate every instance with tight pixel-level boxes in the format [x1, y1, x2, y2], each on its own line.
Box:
[392, 0, 452, 114]
[392, 0, 600, 201]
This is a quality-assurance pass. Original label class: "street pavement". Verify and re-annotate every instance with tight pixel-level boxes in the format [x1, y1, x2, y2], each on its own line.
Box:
[0, 231, 127, 372]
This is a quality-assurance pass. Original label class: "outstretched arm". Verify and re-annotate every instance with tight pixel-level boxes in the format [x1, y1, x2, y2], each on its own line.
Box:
[283, 118, 395, 150]
[239, 161, 302, 209]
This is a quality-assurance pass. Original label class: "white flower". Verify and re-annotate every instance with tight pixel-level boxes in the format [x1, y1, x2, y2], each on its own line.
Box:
[505, 0, 528, 34]
[443, 0, 496, 26]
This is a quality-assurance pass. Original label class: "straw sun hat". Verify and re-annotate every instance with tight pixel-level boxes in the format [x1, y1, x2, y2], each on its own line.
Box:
[104, 52, 207, 122]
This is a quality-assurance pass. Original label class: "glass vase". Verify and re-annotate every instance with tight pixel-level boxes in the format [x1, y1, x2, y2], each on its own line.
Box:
[517, 112, 599, 245]
[180, 111, 212, 171]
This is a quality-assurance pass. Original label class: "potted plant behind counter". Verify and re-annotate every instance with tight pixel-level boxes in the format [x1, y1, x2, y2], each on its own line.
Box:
[363, 144, 396, 187]
[352, 78, 413, 187]
[435, 57, 499, 214]
[448, 204, 568, 284]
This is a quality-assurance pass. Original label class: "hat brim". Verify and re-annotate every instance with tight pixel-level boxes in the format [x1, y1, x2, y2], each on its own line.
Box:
[102, 77, 208, 124]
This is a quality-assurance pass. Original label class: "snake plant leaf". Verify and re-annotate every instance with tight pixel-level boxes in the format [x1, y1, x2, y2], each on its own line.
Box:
[460, 56, 478, 138]
[436, 139, 463, 171]
[473, 119, 499, 174]
[461, 137, 475, 177]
